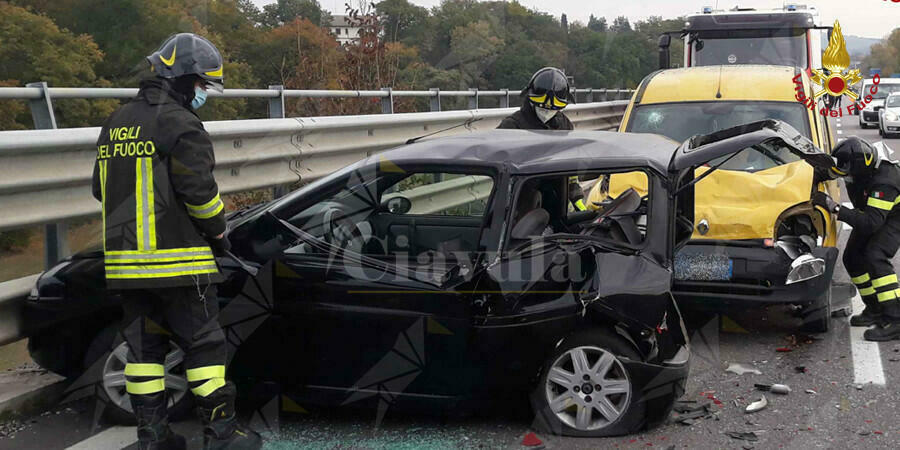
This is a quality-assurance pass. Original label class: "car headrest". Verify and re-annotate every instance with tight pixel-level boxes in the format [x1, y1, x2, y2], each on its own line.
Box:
[511, 208, 550, 240]
[516, 189, 542, 219]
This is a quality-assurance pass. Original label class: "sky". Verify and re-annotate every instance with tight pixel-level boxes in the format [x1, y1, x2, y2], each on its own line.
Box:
[253, 0, 899, 39]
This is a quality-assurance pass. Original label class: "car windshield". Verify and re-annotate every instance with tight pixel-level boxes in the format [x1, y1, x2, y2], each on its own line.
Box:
[874, 85, 900, 99]
[692, 29, 808, 67]
[887, 96, 900, 107]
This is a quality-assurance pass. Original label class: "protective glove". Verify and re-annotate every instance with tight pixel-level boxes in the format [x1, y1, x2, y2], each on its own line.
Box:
[568, 180, 584, 203]
[208, 235, 232, 257]
[812, 191, 839, 213]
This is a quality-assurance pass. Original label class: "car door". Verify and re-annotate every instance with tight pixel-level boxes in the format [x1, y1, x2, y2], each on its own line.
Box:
[271, 168, 497, 404]
[669, 119, 835, 176]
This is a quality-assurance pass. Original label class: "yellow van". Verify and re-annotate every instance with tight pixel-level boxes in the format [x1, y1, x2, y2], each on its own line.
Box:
[588, 65, 840, 332]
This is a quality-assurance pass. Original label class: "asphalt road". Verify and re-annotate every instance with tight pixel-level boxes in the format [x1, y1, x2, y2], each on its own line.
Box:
[3, 116, 900, 450]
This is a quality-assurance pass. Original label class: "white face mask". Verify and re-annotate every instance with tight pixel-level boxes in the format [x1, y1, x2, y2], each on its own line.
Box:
[535, 106, 558, 123]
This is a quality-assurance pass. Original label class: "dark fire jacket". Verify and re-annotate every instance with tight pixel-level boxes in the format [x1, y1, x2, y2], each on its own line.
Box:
[91, 78, 226, 289]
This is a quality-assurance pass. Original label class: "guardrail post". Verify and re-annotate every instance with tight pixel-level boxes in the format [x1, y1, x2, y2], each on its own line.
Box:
[599, 89, 608, 102]
[585, 88, 594, 103]
[468, 88, 479, 110]
[429, 88, 441, 112]
[26, 82, 68, 269]
[381, 87, 393, 114]
[268, 85, 285, 118]
[499, 89, 509, 108]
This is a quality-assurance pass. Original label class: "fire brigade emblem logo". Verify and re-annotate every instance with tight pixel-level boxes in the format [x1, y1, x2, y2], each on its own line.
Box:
[810, 20, 862, 102]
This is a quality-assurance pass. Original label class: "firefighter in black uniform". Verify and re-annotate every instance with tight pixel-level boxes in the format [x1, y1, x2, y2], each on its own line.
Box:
[814, 137, 900, 341]
[91, 33, 261, 449]
[498, 67, 585, 209]
[498, 67, 574, 131]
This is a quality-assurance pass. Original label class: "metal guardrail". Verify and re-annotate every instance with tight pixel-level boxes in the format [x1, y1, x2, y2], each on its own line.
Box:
[0, 100, 628, 233]
[2, 83, 632, 266]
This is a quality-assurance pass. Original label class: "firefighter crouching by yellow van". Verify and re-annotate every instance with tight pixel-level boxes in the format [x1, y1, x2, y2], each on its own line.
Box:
[814, 137, 900, 342]
[91, 33, 261, 450]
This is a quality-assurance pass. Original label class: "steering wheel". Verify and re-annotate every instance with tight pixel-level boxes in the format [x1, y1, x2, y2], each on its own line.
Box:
[323, 207, 363, 249]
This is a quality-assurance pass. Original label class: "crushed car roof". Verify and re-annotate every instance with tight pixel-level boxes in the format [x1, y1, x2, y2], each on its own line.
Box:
[372, 129, 680, 175]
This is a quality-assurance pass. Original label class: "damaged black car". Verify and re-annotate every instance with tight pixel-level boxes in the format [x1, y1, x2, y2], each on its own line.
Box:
[24, 120, 832, 436]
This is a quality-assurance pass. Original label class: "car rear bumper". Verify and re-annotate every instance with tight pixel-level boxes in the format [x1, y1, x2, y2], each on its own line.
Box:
[673, 241, 838, 309]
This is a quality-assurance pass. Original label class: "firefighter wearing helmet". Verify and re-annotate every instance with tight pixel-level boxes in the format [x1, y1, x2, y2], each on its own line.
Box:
[815, 137, 900, 341]
[91, 33, 261, 449]
[498, 67, 574, 131]
[499, 67, 586, 209]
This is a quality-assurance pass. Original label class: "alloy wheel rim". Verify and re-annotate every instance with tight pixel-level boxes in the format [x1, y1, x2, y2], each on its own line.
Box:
[544, 345, 631, 431]
[101, 341, 188, 413]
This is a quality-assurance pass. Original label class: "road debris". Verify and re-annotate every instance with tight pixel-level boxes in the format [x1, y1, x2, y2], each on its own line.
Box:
[671, 401, 717, 425]
[794, 366, 807, 373]
[854, 384, 863, 391]
[745, 396, 768, 413]
[805, 389, 817, 394]
[725, 431, 759, 442]
[775, 347, 792, 352]
[521, 432, 542, 446]
[755, 383, 791, 395]
[726, 363, 762, 375]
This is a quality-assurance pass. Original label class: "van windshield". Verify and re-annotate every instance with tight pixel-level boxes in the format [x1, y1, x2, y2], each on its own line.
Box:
[628, 102, 810, 172]
[873, 84, 900, 99]
[692, 29, 808, 68]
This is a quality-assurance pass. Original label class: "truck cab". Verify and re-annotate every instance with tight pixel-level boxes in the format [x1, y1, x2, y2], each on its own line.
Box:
[659, 4, 829, 74]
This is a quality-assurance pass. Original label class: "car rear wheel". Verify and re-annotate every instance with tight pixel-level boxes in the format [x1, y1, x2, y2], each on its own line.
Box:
[530, 329, 646, 437]
[83, 325, 193, 425]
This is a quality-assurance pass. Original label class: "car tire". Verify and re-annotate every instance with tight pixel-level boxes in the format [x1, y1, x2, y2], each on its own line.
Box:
[83, 325, 194, 425]
[530, 329, 647, 437]
[800, 285, 831, 333]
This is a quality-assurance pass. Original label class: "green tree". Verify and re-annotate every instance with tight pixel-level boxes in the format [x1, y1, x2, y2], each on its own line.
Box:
[862, 28, 900, 76]
[261, 0, 325, 27]
[375, 0, 430, 45]
[588, 14, 607, 32]
[611, 16, 631, 33]
[0, 1, 117, 129]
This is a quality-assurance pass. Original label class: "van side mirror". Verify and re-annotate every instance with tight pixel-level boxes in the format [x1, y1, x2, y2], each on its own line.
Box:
[658, 34, 671, 69]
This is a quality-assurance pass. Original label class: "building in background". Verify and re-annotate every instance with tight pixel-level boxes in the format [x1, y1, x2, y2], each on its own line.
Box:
[330, 15, 360, 44]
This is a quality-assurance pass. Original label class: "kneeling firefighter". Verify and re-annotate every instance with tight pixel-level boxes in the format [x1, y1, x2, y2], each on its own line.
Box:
[814, 137, 900, 341]
[498, 67, 585, 209]
[91, 33, 261, 449]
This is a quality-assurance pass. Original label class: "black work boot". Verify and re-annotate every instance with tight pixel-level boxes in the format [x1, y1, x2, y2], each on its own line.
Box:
[864, 300, 900, 341]
[131, 392, 186, 450]
[850, 298, 883, 326]
[196, 382, 262, 450]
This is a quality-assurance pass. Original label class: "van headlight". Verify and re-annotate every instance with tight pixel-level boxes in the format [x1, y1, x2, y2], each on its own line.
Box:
[786, 254, 826, 285]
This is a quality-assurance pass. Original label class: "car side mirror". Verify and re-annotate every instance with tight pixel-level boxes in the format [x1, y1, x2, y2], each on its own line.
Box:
[382, 196, 412, 215]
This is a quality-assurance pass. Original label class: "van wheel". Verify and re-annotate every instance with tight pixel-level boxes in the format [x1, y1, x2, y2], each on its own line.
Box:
[530, 329, 646, 437]
[82, 325, 193, 425]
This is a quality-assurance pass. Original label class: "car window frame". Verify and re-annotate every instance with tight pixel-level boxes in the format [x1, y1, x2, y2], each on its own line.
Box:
[502, 168, 657, 257]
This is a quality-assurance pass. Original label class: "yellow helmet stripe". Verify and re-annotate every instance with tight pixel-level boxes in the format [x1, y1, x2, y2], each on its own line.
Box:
[552, 96, 568, 107]
[204, 66, 223, 78]
[159, 45, 177, 66]
[529, 94, 547, 104]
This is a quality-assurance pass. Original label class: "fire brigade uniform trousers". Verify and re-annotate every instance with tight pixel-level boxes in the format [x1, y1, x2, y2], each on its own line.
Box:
[843, 219, 900, 308]
[120, 285, 228, 401]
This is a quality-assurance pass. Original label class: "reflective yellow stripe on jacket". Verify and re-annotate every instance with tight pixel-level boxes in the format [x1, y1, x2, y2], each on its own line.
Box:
[186, 193, 224, 219]
[104, 247, 217, 280]
[135, 158, 157, 251]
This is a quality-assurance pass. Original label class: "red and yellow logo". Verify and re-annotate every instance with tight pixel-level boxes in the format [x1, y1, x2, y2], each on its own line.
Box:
[810, 20, 862, 101]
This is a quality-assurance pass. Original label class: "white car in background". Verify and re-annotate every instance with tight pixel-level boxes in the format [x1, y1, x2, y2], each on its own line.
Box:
[879, 92, 900, 139]
[860, 78, 900, 129]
